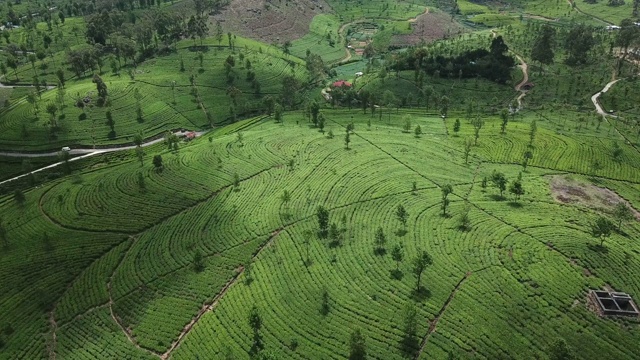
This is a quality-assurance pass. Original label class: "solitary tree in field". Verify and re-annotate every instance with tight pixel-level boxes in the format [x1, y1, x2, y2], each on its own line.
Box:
[413, 249, 433, 292]
[472, 116, 484, 145]
[491, 171, 507, 198]
[56, 69, 66, 88]
[592, 216, 614, 246]
[281, 190, 291, 215]
[274, 103, 283, 123]
[453, 119, 461, 135]
[193, 250, 204, 272]
[248, 306, 264, 358]
[317, 205, 329, 238]
[440, 95, 450, 118]
[137, 172, 146, 192]
[531, 24, 556, 71]
[613, 202, 634, 231]
[458, 205, 471, 231]
[403, 115, 412, 133]
[463, 138, 473, 164]
[320, 287, 330, 315]
[396, 204, 408, 232]
[441, 184, 453, 216]
[500, 109, 509, 134]
[345, 130, 351, 150]
[349, 329, 367, 360]
[414, 125, 422, 138]
[509, 173, 525, 201]
[152, 155, 163, 171]
[45, 103, 58, 129]
[318, 114, 326, 133]
[547, 338, 575, 360]
[391, 243, 404, 271]
[374, 226, 386, 254]
[522, 150, 533, 171]
[529, 119, 537, 147]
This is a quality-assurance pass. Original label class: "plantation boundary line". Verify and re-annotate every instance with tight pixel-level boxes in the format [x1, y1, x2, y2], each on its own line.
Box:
[162, 228, 284, 359]
[137, 187, 441, 357]
[57, 302, 110, 329]
[37, 186, 135, 235]
[106, 237, 163, 358]
[328, 118, 443, 189]
[414, 269, 473, 359]
[48, 309, 57, 360]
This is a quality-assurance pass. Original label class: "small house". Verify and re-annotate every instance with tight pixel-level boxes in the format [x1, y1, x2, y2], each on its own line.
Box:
[332, 80, 352, 88]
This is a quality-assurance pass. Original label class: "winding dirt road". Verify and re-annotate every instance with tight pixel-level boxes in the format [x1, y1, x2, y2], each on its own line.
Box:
[514, 55, 529, 110]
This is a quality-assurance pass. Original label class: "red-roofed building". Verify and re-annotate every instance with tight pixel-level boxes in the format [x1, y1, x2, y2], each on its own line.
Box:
[332, 80, 352, 88]
[186, 131, 197, 140]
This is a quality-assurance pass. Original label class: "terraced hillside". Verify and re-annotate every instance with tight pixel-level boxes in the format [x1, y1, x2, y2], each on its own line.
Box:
[1, 107, 639, 359]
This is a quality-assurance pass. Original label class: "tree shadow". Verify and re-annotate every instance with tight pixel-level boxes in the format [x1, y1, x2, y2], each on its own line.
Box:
[488, 194, 506, 201]
[507, 201, 523, 208]
[107, 130, 117, 140]
[390, 269, 404, 280]
[399, 335, 419, 358]
[328, 240, 341, 248]
[587, 243, 609, 254]
[187, 45, 211, 52]
[411, 287, 432, 302]
[374, 247, 387, 256]
[395, 229, 407, 237]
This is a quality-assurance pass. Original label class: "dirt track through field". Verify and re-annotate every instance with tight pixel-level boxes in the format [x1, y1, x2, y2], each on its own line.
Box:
[514, 55, 529, 110]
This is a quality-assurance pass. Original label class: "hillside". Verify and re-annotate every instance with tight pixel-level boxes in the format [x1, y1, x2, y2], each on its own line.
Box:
[1, 0, 640, 359]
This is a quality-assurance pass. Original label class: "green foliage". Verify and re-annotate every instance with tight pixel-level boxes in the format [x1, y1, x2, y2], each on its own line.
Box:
[349, 329, 366, 360]
[412, 249, 433, 291]
[491, 171, 508, 197]
[592, 216, 614, 246]
[613, 202, 634, 230]
[547, 338, 575, 360]
[317, 205, 329, 238]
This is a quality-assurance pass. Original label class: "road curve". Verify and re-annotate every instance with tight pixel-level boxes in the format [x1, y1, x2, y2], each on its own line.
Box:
[591, 79, 620, 117]
[0, 130, 207, 186]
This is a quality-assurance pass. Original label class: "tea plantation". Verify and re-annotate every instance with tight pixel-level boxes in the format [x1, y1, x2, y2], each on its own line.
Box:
[1, 0, 640, 358]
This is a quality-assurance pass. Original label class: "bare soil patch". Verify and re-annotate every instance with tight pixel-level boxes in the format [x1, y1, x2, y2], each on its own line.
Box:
[213, 0, 330, 43]
[549, 175, 640, 221]
[391, 10, 465, 47]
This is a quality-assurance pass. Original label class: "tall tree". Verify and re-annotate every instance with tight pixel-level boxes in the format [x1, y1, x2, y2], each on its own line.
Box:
[531, 24, 556, 69]
[391, 243, 404, 270]
[509, 173, 525, 201]
[500, 109, 509, 134]
[491, 171, 507, 197]
[613, 202, 634, 231]
[592, 216, 614, 246]
[317, 205, 329, 238]
[441, 184, 453, 216]
[396, 204, 408, 231]
[374, 226, 386, 253]
[412, 249, 433, 291]
[564, 24, 595, 65]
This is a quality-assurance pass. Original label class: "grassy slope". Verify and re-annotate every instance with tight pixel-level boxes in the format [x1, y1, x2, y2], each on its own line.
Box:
[0, 36, 305, 151]
[1, 106, 640, 359]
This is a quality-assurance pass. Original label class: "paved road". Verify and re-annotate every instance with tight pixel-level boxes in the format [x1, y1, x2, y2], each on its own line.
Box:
[591, 78, 620, 117]
[0, 130, 207, 186]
